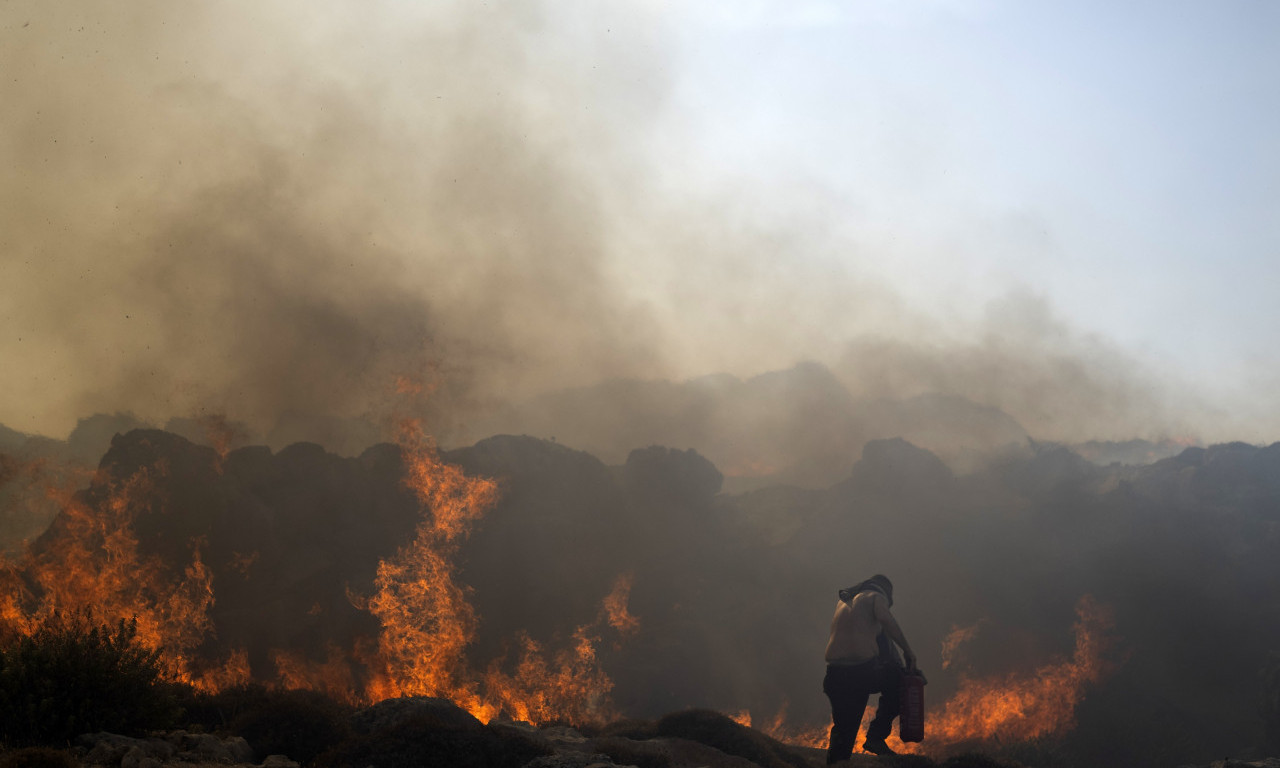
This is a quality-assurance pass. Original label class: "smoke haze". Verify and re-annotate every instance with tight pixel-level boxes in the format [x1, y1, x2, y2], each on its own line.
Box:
[0, 0, 1243, 453]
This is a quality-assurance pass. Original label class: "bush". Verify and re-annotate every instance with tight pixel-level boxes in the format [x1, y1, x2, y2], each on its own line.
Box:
[315, 709, 549, 768]
[228, 688, 353, 766]
[175, 683, 274, 733]
[0, 615, 180, 746]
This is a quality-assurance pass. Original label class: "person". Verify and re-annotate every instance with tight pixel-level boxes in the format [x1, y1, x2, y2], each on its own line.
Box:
[822, 574, 923, 761]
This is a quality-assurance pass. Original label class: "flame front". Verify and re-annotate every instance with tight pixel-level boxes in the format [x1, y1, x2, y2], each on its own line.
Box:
[755, 596, 1116, 755]
[0, 462, 216, 684]
[0, 421, 625, 726]
[929, 596, 1114, 745]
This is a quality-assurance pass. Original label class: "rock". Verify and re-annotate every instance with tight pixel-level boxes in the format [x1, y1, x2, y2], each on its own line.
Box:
[350, 695, 483, 734]
[119, 747, 148, 768]
[80, 734, 171, 767]
[224, 737, 255, 764]
[259, 756, 300, 768]
[194, 733, 237, 762]
[540, 725, 588, 744]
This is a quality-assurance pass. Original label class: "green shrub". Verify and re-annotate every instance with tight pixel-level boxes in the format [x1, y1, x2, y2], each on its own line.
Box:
[0, 615, 180, 746]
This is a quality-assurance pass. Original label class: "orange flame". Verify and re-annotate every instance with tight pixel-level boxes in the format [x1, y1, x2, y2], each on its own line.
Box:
[0, 417, 628, 726]
[361, 419, 619, 724]
[929, 596, 1114, 745]
[940, 620, 984, 671]
[759, 701, 831, 749]
[481, 626, 613, 725]
[189, 648, 253, 693]
[0, 463, 221, 685]
[762, 596, 1115, 755]
[273, 645, 361, 702]
[602, 572, 639, 637]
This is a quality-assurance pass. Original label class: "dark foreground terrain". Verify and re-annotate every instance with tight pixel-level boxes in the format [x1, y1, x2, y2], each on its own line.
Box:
[0, 691, 1033, 768]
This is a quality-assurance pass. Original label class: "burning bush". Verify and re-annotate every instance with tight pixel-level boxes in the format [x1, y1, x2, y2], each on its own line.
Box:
[0, 615, 180, 746]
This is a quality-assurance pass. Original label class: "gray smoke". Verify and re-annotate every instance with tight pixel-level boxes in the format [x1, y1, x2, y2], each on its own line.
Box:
[0, 0, 1236, 455]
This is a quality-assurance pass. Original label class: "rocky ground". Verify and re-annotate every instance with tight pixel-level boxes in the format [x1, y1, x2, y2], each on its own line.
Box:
[8, 703, 1279, 768]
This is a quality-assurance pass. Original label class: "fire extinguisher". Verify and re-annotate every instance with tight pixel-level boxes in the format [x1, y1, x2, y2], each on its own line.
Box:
[899, 670, 926, 743]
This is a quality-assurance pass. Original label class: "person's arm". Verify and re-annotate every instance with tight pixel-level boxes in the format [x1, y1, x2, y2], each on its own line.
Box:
[873, 593, 917, 671]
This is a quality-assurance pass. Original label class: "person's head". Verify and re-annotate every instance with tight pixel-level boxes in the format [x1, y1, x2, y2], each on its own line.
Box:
[866, 574, 894, 605]
[838, 574, 895, 605]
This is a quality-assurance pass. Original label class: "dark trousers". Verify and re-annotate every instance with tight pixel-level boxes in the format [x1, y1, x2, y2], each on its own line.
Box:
[823, 660, 902, 763]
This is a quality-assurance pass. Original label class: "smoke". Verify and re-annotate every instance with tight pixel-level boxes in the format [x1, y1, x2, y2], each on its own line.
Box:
[0, 0, 675, 447]
[0, 0, 1235, 453]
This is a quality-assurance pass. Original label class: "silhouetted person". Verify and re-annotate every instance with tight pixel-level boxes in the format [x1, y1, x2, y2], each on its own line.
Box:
[822, 574, 922, 760]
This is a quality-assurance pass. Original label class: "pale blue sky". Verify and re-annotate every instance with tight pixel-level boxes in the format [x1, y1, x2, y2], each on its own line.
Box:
[653, 0, 1279, 394]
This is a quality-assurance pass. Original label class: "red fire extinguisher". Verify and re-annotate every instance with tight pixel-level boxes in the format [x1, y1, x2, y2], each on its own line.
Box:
[899, 670, 926, 743]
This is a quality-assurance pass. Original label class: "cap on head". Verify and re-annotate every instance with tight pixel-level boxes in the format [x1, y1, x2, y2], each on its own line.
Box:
[838, 574, 896, 605]
[867, 574, 894, 604]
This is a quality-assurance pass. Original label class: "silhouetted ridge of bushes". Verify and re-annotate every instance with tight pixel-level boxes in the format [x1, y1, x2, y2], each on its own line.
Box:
[0, 615, 180, 746]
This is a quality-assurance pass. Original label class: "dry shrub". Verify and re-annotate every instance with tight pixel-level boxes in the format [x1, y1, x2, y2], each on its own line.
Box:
[0, 615, 180, 746]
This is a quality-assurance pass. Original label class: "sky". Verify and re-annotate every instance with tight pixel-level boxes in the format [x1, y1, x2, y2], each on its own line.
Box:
[659, 0, 1279, 381]
[1, 0, 1277, 446]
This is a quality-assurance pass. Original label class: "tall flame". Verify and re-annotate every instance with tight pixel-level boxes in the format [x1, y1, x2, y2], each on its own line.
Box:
[602, 571, 640, 637]
[361, 421, 496, 712]
[362, 419, 618, 724]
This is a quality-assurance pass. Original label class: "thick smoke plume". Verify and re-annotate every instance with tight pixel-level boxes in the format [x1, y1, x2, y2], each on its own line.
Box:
[0, 0, 1228, 453]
